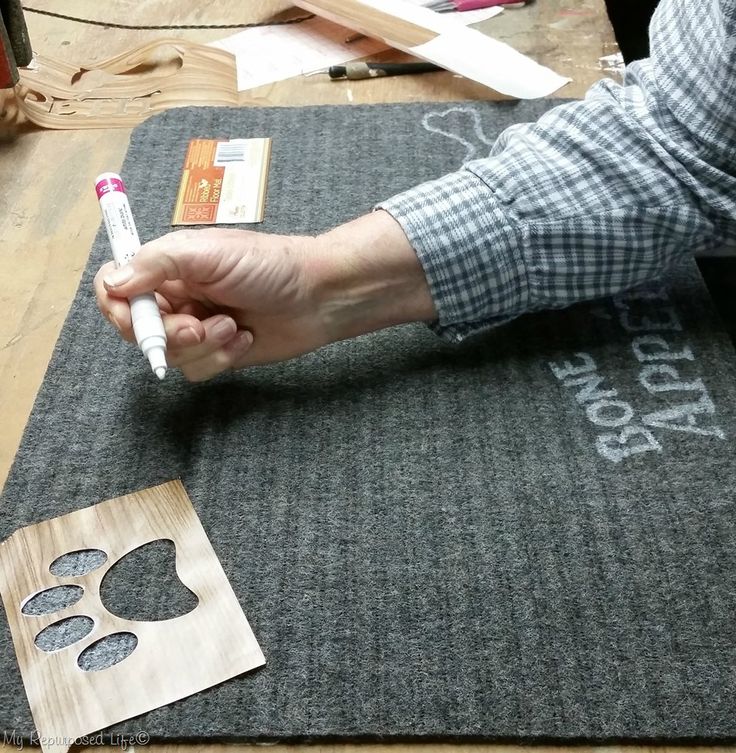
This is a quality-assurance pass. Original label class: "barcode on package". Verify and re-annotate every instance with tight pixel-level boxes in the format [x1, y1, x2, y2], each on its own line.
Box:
[214, 140, 248, 165]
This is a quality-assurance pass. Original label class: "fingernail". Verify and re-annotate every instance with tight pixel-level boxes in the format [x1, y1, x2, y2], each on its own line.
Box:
[225, 330, 253, 353]
[212, 318, 236, 341]
[104, 265, 134, 287]
[179, 326, 202, 346]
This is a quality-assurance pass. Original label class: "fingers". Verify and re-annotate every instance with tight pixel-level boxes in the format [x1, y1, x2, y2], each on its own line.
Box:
[98, 299, 252, 381]
[96, 261, 209, 346]
[100, 233, 193, 297]
[94, 235, 253, 381]
[168, 315, 254, 382]
[99, 228, 250, 299]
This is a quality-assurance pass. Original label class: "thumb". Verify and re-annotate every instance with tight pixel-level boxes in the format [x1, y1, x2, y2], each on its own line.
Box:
[102, 230, 203, 295]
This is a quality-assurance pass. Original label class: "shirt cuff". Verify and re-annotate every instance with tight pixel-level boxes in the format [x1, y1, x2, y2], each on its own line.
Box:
[377, 169, 529, 342]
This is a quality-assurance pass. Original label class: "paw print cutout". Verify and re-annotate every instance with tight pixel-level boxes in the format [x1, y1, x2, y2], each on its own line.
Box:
[0, 481, 264, 753]
[21, 540, 199, 671]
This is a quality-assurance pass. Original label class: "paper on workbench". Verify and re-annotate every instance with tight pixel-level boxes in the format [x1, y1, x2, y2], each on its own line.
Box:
[209, 8, 502, 92]
[289, 0, 570, 97]
[210, 17, 384, 91]
[410, 24, 570, 98]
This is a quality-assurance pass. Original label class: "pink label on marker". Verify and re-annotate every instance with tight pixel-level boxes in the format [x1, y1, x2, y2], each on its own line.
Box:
[95, 176, 126, 199]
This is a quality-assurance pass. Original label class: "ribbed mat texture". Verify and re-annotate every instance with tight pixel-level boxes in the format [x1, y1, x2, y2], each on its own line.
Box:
[2, 101, 736, 743]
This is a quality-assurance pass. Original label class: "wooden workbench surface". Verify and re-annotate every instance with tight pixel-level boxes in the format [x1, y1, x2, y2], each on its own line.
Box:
[0, 1, 633, 752]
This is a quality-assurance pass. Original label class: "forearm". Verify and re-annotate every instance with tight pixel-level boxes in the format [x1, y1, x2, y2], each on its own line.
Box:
[312, 210, 437, 343]
[378, 0, 736, 341]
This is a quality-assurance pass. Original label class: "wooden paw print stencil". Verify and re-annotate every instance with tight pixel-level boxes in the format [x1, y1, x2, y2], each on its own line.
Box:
[0, 480, 265, 753]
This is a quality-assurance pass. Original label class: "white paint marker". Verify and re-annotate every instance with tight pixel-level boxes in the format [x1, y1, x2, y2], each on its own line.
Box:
[95, 172, 168, 380]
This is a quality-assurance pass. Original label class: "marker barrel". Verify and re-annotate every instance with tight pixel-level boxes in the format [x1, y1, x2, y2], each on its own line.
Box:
[95, 172, 167, 379]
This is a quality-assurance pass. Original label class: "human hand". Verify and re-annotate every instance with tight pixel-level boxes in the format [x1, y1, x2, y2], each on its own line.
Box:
[94, 211, 436, 382]
[95, 226, 329, 381]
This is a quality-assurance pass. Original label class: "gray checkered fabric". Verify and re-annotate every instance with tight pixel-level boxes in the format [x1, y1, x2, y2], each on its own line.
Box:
[380, 0, 736, 342]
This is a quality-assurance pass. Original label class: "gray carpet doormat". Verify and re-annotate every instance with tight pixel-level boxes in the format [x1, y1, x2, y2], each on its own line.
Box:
[2, 101, 736, 743]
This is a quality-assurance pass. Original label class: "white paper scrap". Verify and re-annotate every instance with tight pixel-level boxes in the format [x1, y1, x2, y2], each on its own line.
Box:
[210, 17, 385, 91]
[210, 9, 503, 92]
[599, 52, 625, 75]
[411, 25, 571, 98]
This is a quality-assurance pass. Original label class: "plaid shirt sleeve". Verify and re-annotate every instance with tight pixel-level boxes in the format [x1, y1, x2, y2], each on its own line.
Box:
[378, 0, 736, 341]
